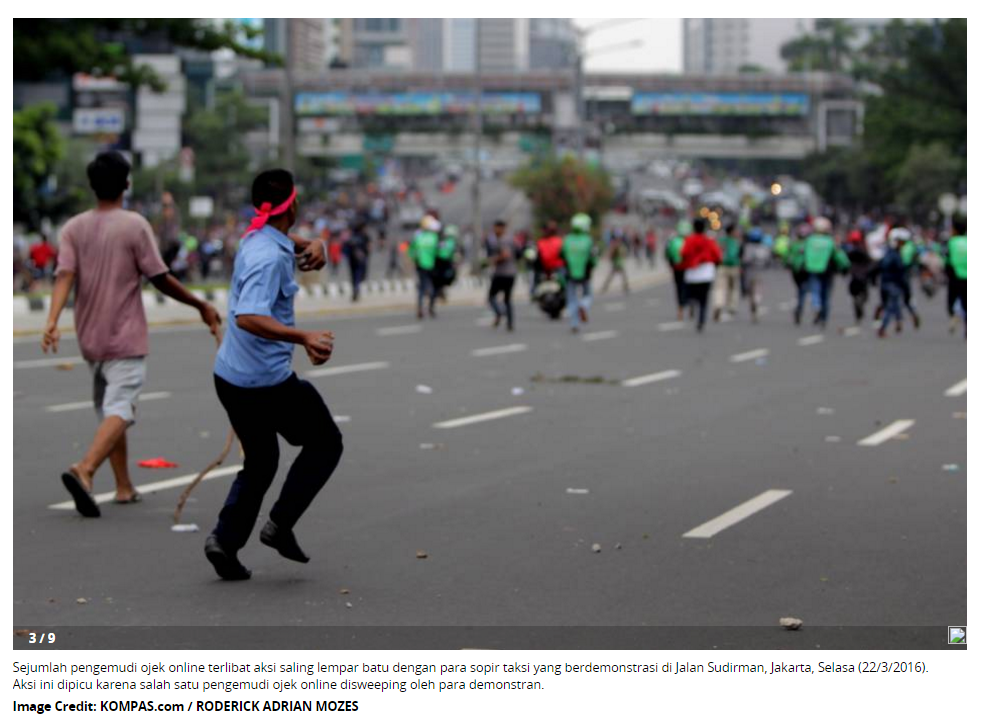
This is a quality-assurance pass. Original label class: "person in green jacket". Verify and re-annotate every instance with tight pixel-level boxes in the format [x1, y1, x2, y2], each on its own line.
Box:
[409, 216, 440, 319]
[563, 213, 597, 333]
[801, 217, 837, 328]
[666, 220, 691, 320]
[434, 224, 459, 301]
[946, 218, 967, 335]
[789, 226, 809, 325]
[772, 222, 791, 263]
[713, 223, 742, 321]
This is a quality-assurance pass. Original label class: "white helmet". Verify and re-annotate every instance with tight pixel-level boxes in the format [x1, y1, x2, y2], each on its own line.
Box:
[421, 215, 441, 232]
[812, 217, 833, 234]
[888, 227, 912, 245]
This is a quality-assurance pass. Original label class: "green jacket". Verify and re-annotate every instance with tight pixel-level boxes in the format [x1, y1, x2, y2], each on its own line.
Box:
[666, 236, 685, 267]
[788, 239, 806, 273]
[410, 230, 439, 271]
[900, 242, 918, 267]
[804, 234, 835, 274]
[773, 234, 791, 261]
[947, 235, 967, 279]
[437, 235, 457, 262]
[562, 233, 595, 281]
[720, 236, 741, 267]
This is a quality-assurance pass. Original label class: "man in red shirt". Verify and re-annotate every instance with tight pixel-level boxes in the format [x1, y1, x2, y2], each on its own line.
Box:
[680, 218, 723, 332]
[28, 235, 56, 283]
[536, 221, 565, 278]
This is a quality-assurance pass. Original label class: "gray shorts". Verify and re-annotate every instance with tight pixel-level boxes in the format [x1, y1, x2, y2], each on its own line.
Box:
[88, 357, 146, 424]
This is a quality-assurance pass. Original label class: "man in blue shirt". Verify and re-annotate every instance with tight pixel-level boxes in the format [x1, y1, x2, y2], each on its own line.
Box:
[206, 169, 343, 581]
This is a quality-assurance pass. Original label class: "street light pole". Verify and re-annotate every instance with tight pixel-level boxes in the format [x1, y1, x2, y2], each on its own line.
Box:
[470, 19, 483, 273]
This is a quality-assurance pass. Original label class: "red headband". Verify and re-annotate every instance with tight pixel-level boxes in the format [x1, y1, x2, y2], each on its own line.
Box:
[244, 188, 297, 236]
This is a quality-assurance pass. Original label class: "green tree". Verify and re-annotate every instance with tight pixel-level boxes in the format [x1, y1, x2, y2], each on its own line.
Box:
[14, 19, 274, 90]
[781, 18, 856, 72]
[894, 142, 963, 222]
[181, 89, 269, 208]
[13, 103, 65, 229]
[510, 155, 613, 236]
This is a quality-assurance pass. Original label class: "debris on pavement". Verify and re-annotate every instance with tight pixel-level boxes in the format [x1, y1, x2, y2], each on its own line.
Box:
[56, 363, 75, 371]
[415, 550, 428, 559]
[614, 543, 623, 550]
[942, 464, 960, 472]
[75, 598, 88, 605]
[566, 488, 590, 495]
[511, 387, 525, 396]
[816, 407, 835, 415]
[339, 588, 350, 595]
[345, 602, 353, 609]
[591, 543, 602, 553]
[415, 384, 433, 394]
[171, 523, 200, 533]
[419, 443, 444, 451]
[779, 617, 803, 630]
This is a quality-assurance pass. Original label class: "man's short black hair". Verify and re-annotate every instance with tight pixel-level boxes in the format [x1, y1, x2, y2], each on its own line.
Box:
[251, 169, 295, 210]
[725, 223, 736, 235]
[953, 217, 967, 235]
[693, 218, 706, 234]
[494, 219, 506, 227]
[87, 151, 131, 201]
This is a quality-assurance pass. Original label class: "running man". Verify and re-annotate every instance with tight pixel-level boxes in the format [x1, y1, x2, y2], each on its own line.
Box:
[42, 151, 221, 517]
[713, 223, 741, 321]
[206, 169, 343, 581]
[945, 218, 967, 335]
[600, 229, 630, 295]
[485, 219, 517, 331]
[563, 213, 597, 334]
[679, 218, 722, 332]
[802, 217, 837, 328]
[409, 215, 440, 319]
[666, 221, 691, 321]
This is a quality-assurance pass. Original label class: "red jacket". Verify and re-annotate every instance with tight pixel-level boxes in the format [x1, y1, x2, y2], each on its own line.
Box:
[680, 233, 722, 269]
[537, 236, 565, 272]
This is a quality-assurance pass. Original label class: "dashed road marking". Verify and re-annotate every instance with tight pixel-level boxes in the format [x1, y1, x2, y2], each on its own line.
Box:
[306, 361, 390, 378]
[582, 330, 620, 342]
[471, 343, 528, 358]
[46, 391, 172, 413]
[797, 334, 825, 346]
[857, 419, 915, 446]
[376, 324, 422, 336]
[48, 465, 243, 510]
[843, 326, 862, 337]
[657, 321, 687, 332]
[622, 369, 682, 388]
[683, 490, 793, 539]
[729, 348, 769, 363]
[433, 406, 533, 429]
[15, 356, 86, 369]
[944, 379, 967, 397]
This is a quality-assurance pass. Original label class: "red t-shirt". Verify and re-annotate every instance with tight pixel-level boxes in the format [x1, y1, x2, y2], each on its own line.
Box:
[680, 233, 722, 269]
[29, 243, 56, 269]
[537, 236, 565, 272]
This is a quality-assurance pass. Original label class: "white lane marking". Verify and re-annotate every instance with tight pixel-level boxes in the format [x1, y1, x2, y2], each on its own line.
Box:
[334, 416, 351, 423]
[843, 326, 862, 337]
[306, 361, 390, 378]
[582, 330, 619, 342]
[944, 379, 968, 397]
[797, 334, 825, 346]
[604, 302, 626, 312]
[857, 419, 915, 446]
[471, 343, 528, 357]
[433, 406, 533, 429]
[729, 348, 769, 363]
[622, 369, 682, 388]
[46, 391, 172, 413]
[658, 321, 687, 332]
[683, 490, 793, 539]
[14, 356, 86, 369]
[376, 324, 422, 336]
[48, 465, 243, 510]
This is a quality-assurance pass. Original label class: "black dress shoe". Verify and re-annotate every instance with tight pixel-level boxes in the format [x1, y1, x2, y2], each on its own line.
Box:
[259, 520, 310, 563]
[204, 536, 252, 581]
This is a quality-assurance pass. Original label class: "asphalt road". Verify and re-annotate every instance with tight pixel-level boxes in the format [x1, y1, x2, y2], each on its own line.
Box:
[12, 270, 966, 649]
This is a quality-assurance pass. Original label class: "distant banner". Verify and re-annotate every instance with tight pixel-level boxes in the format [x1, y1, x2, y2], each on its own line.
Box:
[631, 92, 810, 116]
[295, 92, 542, 117]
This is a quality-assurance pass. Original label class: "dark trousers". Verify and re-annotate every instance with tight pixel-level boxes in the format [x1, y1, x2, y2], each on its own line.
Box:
[488, 275, 515, 329]
[672, 268, 688, 309]
[417, 267, 436, 315]
[948, 275, 967, 317]
[687, 281, 711, 330]
[880, 282, 904, 331]
[212, 373, 343, 552]
[349, 260, 367, 300]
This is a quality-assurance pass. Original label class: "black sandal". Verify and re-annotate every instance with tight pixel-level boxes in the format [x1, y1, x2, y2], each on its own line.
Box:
[60, 471, 101, 518]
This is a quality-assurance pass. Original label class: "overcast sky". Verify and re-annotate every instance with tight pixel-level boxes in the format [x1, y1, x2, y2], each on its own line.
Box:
[573, 18, 682, 73]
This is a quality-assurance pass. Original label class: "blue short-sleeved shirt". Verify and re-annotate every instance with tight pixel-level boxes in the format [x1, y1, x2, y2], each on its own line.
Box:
[214, 226, 299, 387]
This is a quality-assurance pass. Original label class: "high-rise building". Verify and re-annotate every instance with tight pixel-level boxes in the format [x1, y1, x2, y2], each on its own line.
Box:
[443, 18, 476, 72]
[263, 18, 327, 72]
[337, 18, 411, 70]
[683, 18, 814, 74]
[529, 18, 576, 70]
[477, 18, 529, 73]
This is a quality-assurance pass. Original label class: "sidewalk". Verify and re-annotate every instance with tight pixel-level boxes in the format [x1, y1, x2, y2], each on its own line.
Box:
[13, 259, 669, 335]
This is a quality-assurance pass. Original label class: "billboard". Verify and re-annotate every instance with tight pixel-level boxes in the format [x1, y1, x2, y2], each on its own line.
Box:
[295, 92, 542, 117]
[631, 92, 810, 116]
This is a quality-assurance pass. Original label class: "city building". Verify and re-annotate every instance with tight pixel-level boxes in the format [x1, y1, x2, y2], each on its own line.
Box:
[683, 19, 814, 75]
[263, 18, 327, 72]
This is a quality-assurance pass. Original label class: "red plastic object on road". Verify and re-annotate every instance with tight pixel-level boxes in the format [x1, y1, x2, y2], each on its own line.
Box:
[138, 458, 179, 469]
